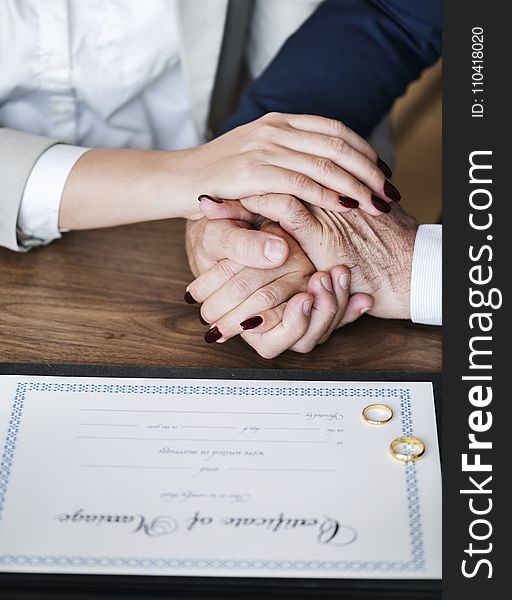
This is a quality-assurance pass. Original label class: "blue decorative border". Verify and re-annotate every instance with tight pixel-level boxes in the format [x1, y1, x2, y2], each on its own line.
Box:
[0, 381, 424, 573]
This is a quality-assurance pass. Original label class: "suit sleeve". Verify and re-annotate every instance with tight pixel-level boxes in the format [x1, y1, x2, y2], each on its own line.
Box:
[220, 0, 442, 137]
[0, 128, 58, 252]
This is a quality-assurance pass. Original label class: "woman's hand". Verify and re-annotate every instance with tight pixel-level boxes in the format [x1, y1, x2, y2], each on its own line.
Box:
[195, 194, 418, 320]
[60, 112, 398, 231]
[185, 220, 373, 358]
[238, 266, 373, 359]
[183, 112, 399, 218]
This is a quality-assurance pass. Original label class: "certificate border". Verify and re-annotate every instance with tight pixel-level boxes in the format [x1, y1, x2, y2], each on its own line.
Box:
[0, 380, 425, 574]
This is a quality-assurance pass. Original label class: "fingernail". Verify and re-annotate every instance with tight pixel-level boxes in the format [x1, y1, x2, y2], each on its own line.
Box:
[339, 273, 350, 289]
[371, 195, 391, 213]
[184, 291, 197, 304]
[377, 157, 393, 179]
[204, 326, 222, 343]
[338, 195, 359, 209]
[321, 275, 333, 292]
[384, 180, 401, 202]
[240, 316, 263, 330]
[360, 306, 370, 315]
[264, 238, 286, 262]
[199, 315, 209, 325]
[198, 194, 223, 203]
[302, 300, 313, 316]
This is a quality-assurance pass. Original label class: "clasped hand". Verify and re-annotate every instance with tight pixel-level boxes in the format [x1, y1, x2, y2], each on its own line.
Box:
[181, 112, 417, 358]
[185, 193, 417, 359]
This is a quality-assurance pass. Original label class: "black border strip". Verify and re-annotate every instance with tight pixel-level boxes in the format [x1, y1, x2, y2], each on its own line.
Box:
[443, 0, 507, 596]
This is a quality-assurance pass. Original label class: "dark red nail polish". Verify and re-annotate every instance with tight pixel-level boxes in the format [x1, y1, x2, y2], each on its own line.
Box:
[371, 195, 391, 213]
[198, 194, 223, 203]
[338, 195, 359, 209]
[184, 291, 197, 304]
[384, 180, 401, 202]
[377, 157, 393, 179]
[199, 315, 209, 326]
[240, 316, 263, 330]
[204, 326, 222, 343]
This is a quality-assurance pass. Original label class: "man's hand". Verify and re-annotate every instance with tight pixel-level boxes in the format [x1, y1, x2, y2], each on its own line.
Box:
[185, 215, 289, 276]
[189, 221, 315, 333]
[197, 194, 418, 320]
[185, 217, 372, 358]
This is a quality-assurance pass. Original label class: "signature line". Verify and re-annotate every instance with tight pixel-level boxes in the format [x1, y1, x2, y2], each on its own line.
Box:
[81, 464, 193, 470]
[76, 436, 329, 444]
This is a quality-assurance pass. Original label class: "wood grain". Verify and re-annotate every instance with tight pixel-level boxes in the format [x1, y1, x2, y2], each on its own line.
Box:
[0, 220, 441, 372]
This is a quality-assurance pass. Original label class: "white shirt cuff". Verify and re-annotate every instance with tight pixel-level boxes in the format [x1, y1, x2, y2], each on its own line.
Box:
[17, 144, 90, 249]
[410, 224, 442, 326]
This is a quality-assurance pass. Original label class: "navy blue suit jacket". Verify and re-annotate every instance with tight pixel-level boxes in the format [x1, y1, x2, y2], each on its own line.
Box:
[221, 0, 442, 138]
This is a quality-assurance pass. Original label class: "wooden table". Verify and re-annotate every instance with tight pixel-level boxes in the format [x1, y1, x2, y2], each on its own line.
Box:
[0, 220, 441, 372]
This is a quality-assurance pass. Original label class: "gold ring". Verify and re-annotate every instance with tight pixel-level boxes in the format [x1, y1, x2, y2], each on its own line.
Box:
[361, 403, 393, 425]
[390, 436, 426, 462]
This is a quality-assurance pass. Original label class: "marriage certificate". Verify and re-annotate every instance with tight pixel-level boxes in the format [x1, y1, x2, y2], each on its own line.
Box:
[0, 376, 441, 579]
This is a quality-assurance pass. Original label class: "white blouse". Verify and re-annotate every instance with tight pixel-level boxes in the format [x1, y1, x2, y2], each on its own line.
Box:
[0, 0, 199, 243]
[0, 0, 198, 150]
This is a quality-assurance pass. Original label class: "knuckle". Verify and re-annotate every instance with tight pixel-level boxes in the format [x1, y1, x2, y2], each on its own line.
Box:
[325, 304, 338, 319]
[258, 347, 279, 360]
[217, 260, 236, 280]
[315, 157, 335, 176]
[254, 146, 274, 162]
[188, 281, 203, 301]
[317, 334, 333, 345]
[263, 111, 281, 123]
[351, 179, 367, 199]
[255, 343, 283, 360]
[255, 287, 280, 310]
[257, 113, 282, 135]
[265, 307, 281, 324]
[329, 137, 347, 157]
[254, 122, 274, 141]
[282, 194, 299, 216]
[202, 220, 218, 249]
[243, 334, 276, 359]
[218, 224, 234, 251]
[257, 193, 274, 211]
[291, 172, 312, 195]
[200, 302, 215, 324]
[368, 164, 383, 186]
[233, 232, 255, 262]
[318, 184, 331, 207]
[230, 276, 253, 301]
[293, 340, 315, 354]
[327, 118, 344, 137]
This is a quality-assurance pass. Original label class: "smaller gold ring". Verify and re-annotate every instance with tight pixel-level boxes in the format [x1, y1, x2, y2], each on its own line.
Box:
[362, 403, 393, 425]
[390, 436, 426, 462]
